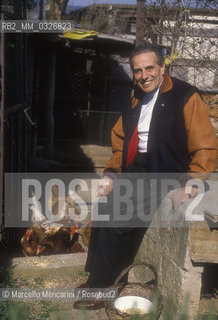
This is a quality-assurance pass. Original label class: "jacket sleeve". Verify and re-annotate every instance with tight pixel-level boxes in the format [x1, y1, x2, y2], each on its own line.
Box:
[104, 115, 124, 175]
[183, 92, 217, 180]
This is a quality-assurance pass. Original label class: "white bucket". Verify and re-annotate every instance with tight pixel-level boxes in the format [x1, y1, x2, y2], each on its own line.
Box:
[114, 295, 153, 315]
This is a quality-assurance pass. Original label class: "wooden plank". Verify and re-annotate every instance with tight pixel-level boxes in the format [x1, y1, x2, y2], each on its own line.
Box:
[189, 222, 218, 263]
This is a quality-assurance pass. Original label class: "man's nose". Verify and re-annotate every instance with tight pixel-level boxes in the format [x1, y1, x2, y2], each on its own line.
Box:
[141, 69, 148, 79]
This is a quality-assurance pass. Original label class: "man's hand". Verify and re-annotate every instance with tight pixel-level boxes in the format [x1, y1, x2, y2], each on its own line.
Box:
[97, 176, 114, 197]
[172, 186, 198, 209]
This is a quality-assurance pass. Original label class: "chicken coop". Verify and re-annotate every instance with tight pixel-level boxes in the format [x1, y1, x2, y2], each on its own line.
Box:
[0, 1, 33, 248]
[0, 4, 134, 249]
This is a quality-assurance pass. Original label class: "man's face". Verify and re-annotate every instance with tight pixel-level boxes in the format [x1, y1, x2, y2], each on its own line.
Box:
[132, 51, 165, 93]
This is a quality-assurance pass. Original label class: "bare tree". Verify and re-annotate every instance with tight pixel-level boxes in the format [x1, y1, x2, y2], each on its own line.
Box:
[138, 0, 217, 109]
[45, 0, 69, 20]
[70, 2, 217, 107]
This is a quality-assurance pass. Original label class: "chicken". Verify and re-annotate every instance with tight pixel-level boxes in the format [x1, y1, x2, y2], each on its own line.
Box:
[43, 227, 73, 253]
[65, 192, 81, 220]
[48, 185, 80, 226]
[41, 221, 64, 233]
[21, 226, 47, 256]
[21, 225, 58, 256]
[81, 219, 92, 248]
[70, 224, 79, 242]
[21, 187, 84, 256]
[21, 229, 38, 256]
[29, 226, 46, 243]
[21, 223, 84, 256]
[36, 225, 78, 255]
[36, 244, 52, 256]
[30, 204, 46, 226]
[70, 241, 85, 253]
[69, 224, 85, 253]
[48, 185, 66, 221]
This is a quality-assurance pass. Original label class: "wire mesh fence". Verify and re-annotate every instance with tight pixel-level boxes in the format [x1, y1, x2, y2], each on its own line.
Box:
[139, 1, 217, 102]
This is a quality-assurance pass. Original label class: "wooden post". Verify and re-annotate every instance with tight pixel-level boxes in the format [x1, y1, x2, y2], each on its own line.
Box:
[0, 13, 5, 241]
[45, 50, 56, 159]
[136, 0, 145, 47]
[39, 0, 44, 20]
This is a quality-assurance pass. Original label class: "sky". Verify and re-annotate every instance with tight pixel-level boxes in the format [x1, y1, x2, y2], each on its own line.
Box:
[69, 0, 137, 6]
[68, 0, 217, 9]
[32, 0, 217, 16]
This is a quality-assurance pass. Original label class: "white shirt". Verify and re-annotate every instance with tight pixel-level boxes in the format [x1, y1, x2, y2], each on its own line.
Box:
[138, 88, 160, 153]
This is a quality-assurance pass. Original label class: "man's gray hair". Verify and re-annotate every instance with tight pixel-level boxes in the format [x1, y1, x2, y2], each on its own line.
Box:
[129, 43, 165, 69]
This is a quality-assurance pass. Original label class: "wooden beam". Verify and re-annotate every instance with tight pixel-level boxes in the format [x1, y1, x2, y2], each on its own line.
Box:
[0, 13, 5, 241]
[136, 0, 145, 47]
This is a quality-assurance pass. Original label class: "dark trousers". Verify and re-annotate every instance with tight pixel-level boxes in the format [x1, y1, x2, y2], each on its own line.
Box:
[85, 152, 148, 288]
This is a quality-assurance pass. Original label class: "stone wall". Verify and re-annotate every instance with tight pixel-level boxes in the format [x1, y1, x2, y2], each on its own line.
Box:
[131, 179, 217, 319]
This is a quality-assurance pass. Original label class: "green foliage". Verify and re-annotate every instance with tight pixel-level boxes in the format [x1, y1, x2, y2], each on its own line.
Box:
[0, 263, 216, 320]
[0, 302, 29, 320]
[77, 308, 87, 320]
[0, 297, 217, 320]
[0, 267, 16, 288]
[127, 295, 217, 320]
[195, 303, 217, 320]
[0, 301, 8, 320]
[8, 303, 27, 320]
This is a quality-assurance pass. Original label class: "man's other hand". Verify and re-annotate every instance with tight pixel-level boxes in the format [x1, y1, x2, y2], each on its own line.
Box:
[97, 176, 114, 197]
[172, 186, 198, 209]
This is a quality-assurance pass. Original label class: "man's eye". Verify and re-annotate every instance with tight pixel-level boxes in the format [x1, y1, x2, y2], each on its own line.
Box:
[134, 70, 141, 74]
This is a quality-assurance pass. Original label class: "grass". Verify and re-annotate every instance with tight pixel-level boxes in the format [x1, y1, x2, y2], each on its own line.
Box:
[0, 262, 88, 320]
[0, 301, 63, 320]
[0, 296, 216, 320]
[161, 294, 217, 320]
[0, 262, 216, 320]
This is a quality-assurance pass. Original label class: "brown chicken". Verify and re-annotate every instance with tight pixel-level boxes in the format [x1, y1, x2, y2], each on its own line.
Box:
[48, 185, 80, 225]
[36, 224, 80, 255]
[36, 244, 53, 256]
[21, 226, 48, 256]
[21, 229, 38, 256]
[70, 224, 79, 242]
[43, 227, 72, 253]
[70, 241, 85, 253]
[81, 219, 92, 248]
[22, 223, 85, 256]
[21, 225, 61, 256]
[22, 187, 84, 256]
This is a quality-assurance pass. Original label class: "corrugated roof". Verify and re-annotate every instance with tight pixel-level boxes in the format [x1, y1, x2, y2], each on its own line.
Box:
[61, 29, 134, 44]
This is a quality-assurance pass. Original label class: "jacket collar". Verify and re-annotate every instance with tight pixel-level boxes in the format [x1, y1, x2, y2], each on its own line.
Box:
[131, 73, 173, 109]
[160, 73, 173, 94]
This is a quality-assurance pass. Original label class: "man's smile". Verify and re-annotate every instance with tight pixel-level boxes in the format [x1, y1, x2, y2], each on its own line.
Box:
[132, 52, 165, 93]
[139, 79, 153, 86]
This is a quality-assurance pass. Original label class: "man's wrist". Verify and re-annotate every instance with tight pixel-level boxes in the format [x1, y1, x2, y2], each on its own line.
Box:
[103, 170, 119, 180]
[185, 185, 198, 198]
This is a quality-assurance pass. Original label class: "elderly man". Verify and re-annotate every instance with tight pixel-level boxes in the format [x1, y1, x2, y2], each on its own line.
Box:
[74, 43, 216, 310]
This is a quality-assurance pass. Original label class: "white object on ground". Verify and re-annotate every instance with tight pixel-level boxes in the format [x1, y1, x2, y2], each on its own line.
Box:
[114, 295, 153, 315]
